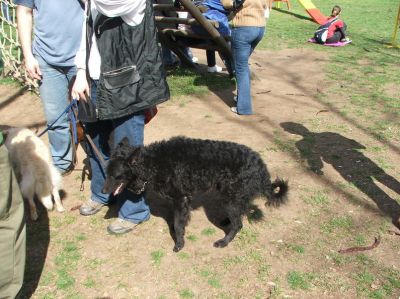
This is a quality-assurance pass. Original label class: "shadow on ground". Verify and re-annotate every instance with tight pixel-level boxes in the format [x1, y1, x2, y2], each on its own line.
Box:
[281, 121, 400, 227]
[19, 205, 50, 298]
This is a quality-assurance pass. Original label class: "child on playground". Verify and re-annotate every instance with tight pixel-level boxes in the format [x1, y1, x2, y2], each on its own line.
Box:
[324, 5, 349, 43]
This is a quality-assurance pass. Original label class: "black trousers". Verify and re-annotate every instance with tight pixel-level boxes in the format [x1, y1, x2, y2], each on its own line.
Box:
[326, 23, 347, 43]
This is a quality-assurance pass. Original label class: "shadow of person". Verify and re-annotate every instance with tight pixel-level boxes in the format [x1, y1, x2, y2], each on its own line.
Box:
[281, 122, 400, 227]
[19, 205, 50, 298]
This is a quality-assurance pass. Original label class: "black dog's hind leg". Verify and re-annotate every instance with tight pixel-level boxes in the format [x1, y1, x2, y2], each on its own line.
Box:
[173, 195, 191, 252]
[214, 203, 243, 248]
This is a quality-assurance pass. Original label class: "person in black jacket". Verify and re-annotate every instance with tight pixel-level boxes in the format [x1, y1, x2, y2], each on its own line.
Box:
[72, 0, 169, 235]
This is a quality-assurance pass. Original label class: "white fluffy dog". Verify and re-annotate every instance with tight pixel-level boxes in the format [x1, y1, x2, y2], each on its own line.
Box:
[4, 127, 65, 220]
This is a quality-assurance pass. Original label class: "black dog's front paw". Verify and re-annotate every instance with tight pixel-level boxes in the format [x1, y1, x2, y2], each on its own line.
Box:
[173, 242, 184, 252]
[213, 239, 228, 248]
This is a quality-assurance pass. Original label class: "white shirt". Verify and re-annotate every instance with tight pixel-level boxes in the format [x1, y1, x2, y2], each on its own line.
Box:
[74, 0, 146, 79]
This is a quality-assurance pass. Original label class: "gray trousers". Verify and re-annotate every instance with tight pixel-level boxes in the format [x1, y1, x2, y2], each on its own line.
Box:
[0, 142, 26, 299]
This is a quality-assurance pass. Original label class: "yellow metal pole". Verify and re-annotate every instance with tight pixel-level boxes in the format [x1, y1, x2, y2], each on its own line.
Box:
[389, 3, 400, 47]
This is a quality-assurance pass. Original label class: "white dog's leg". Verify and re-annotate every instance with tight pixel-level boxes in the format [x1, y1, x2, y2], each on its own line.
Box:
[28, 197, 39, 221]
[20, 177, 38, 221]
[52, 187, 65, 212]
[40, 195, 54, 211]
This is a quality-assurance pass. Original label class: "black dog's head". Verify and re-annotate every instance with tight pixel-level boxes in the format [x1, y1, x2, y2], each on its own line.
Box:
[102, 137, 146, 196]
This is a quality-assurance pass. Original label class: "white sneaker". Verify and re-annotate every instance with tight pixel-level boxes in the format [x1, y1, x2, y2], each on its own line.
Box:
[230, 107, 238, 114]
[192, 57, 199, 63]
[207, 65, 222, 73]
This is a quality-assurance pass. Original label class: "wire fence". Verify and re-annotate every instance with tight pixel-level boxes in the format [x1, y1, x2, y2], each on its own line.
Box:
[0, 0, 36, 89]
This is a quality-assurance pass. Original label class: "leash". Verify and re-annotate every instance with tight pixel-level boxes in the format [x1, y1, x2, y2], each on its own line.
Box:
[84, 130, 107, 170]
[37, 97, 107, 182]
[38, 99, 79, 141]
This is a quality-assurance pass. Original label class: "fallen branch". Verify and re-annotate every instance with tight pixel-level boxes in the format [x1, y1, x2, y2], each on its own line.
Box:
[256, 90, 271, 94]
[286, 93, 306, 96]
[316, 109, 329, 116]
[338, 236, 381, 254]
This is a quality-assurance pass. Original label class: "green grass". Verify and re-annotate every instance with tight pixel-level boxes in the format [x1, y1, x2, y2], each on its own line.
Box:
[321, 215, 354, 234]
[179, 288, 195, 298]
[286, 243, 305, 254]
[287, 271, 315, 290]
[198, 268, 223, 288]
[54, 240, 82, 290]
[166, 67, 234, 98]
[301, 190, 330, 206]
[187, 233, 198, 241]
[201, 227, 216, 236]
[151, 250, 165, 267]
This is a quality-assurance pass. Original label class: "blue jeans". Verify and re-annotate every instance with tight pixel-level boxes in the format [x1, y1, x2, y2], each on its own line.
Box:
[36, 55, 74, 173]
[231, 26, 265, 115]
[1, 1, 11, 22]
[161, 44, 178, 66]
[84, 81, 150, 224]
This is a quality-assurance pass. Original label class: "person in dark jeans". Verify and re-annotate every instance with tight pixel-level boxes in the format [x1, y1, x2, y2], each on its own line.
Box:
[72, 0, 169, 235]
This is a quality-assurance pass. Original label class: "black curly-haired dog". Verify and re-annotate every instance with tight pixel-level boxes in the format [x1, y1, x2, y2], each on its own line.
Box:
[103, 136, 288, 252]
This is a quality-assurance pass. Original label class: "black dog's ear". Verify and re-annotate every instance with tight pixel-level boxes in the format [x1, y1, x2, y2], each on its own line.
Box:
[112, 137, 133, 159]
[128, 146, 143, 166]
[119, 137, 130, 147]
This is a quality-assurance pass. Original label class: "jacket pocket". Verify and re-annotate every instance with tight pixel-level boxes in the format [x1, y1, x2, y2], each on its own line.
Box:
[98, 65, 143, 116]
[103, 65, 140, 89]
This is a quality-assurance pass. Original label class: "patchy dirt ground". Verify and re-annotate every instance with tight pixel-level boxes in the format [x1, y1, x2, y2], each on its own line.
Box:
[1, 48, 400, 298]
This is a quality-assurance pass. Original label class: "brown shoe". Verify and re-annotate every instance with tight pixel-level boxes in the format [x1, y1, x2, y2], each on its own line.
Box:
[79, 199, 104, 216]
[107, 218, 138, 235]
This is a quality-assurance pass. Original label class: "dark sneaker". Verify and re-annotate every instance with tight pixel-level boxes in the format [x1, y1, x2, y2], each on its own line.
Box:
[107, 218, 138, 235]
[79, 199, 104, 216]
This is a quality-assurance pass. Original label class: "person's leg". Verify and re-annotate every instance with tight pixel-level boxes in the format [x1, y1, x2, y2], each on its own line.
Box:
[206, 50, 216, 67]
[231, 27, 264, 115]
[326, 32, 341, 43]
[111, 112, 150, 225]
[36, 56, 74, 174]
[250, 27, 265, 54]
[160, 43, 178, 66]
[1, 1, 11, 22]
[79, 80, 114, 216]
[0, 143, 26, 299]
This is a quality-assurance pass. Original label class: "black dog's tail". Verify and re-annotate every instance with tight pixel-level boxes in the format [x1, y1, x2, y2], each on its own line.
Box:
[266, 178, 288, 207]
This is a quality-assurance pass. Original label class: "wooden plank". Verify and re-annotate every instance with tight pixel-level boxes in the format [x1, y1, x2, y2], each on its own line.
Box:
[155, 16, 219, 28]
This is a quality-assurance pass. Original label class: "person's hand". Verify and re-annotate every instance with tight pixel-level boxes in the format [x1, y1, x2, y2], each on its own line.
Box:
[71, 69, 90, 102]
[24, 55, 41, 80]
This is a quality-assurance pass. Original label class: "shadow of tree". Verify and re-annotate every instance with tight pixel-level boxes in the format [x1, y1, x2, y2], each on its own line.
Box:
[271, 7, 313, 22]
[281, 121, 400, 226]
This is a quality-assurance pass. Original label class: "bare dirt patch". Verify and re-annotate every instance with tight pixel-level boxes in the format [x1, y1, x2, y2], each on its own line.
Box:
[1, 48, 399, 298]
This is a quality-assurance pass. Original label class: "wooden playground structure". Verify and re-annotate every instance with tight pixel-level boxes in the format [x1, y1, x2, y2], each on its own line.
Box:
[154, 0, 234, 75]
[388, 2, 400, 48]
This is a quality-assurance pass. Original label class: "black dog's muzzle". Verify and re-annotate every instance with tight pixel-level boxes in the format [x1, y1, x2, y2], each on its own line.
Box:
[128, 181, 147, 194]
